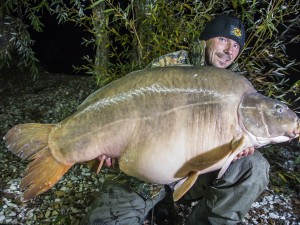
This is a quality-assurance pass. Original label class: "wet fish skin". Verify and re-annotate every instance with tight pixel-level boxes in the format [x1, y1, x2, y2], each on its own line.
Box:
[3, 66, 299, 201]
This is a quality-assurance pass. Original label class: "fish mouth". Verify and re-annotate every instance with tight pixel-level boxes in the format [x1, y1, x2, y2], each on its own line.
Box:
[282, 118, 300, 139]
[286, 119, 300, 142]
[294, 118, 300, 141]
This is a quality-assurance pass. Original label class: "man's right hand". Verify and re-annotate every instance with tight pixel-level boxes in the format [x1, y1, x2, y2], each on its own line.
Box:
[232, 147, 255, 162]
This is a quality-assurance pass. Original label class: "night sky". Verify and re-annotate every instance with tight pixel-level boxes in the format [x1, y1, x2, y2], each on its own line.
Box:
[30, 20, 93, 75]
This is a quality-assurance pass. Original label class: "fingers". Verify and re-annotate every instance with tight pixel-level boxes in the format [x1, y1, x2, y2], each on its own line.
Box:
[249, 146, 255, 155]
[98, 155, 118, 168]
[233, 147, 255, 162]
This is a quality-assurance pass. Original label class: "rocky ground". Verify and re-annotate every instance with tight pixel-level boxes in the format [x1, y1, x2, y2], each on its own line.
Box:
[0, 70, 299, 225]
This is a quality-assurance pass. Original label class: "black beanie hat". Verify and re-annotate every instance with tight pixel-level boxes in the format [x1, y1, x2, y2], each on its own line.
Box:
[199, 14, 246, 50]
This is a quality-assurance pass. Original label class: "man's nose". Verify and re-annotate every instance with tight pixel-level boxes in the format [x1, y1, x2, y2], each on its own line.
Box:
[224, 43, 234, 55]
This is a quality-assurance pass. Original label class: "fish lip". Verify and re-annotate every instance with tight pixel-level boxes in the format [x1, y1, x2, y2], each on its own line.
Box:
[284, 131, 299, 139]
[292, 119, 300, 138]
[286, 118, 300, 139]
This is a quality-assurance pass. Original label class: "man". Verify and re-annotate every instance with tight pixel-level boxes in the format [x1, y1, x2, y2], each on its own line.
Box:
[80, 14, 270, 225]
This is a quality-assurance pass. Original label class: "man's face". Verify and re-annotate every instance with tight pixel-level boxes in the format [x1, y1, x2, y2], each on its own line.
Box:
[205, 37, 240, 68]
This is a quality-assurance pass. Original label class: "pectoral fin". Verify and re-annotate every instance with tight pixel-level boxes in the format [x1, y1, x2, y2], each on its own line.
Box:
[173, 171, 198, 202]
[217, 135, 246, 179]
[175, 143, 232, 178]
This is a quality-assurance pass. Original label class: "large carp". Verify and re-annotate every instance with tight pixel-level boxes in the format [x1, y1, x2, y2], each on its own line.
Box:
[3, 66, 300, 201]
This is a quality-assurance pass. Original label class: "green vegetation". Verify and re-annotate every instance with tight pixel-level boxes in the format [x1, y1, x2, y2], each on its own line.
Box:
[0, 15, 39, 79]
[262, 143, 300, 194]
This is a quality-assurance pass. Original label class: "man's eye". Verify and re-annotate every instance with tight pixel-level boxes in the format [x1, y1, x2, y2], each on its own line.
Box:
[234, 44, 240, 49]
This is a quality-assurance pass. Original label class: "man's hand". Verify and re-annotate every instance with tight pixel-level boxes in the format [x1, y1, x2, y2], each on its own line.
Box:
[233, 147, 255, 162]
[102, 156, 117, 167]
[96, 155, 118, 174]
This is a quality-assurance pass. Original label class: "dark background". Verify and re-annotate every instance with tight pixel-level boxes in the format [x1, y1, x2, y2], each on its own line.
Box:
[29, 14, 94, 75]
[30, 13, 300, 82]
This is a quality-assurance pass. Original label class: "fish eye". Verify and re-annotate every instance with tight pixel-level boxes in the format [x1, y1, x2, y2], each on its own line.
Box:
[275, 104, 284, 113]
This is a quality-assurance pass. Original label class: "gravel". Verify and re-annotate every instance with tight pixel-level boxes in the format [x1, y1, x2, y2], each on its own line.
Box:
[0, 70, 299, 225]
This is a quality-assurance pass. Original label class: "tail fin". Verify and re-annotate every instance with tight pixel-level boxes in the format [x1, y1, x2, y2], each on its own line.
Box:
[4, 123, 74, 201]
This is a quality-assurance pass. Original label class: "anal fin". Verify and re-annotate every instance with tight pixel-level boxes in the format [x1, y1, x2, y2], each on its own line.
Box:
[173, 171, 198, 202]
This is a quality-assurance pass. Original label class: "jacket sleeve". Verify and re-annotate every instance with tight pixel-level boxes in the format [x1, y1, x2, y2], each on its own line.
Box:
[191, 40, 206, 66]
[145, 50, 191, 68]
[145, 40, 207, 68]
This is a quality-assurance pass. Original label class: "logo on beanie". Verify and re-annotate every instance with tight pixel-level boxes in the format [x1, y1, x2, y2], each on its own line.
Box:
[231, 26, 242, 38]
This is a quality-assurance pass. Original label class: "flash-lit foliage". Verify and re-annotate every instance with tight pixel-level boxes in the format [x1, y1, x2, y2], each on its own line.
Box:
[93, 0, 300, 106]
[0, 15, 39, 79]
[235, 0, 300, 106]
[0, 0, 299, 105]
